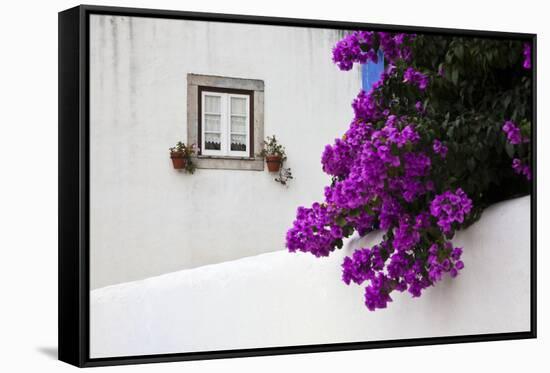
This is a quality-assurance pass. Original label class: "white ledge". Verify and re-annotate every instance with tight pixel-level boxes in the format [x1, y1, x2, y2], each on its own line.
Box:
[90, 196, 531, 358]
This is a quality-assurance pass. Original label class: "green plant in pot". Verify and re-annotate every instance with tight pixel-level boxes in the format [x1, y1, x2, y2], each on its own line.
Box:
[258, 135, 287, 173]
[169, 142, 196, 173]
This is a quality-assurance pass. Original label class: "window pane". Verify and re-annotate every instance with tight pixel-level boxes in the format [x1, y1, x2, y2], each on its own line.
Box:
[204, 133, 221, 150]
[204, 114, 221, 132]
[231, 134, 247, 152]
[231, 115, 246, 134]
[231, 97, 247, 115]
[204, 95, 221, 113]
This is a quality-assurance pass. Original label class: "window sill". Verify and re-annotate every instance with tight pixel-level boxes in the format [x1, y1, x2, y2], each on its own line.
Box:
[192, 155, 264, 171]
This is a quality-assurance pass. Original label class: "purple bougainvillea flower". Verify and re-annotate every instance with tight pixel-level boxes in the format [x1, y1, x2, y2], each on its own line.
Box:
[403, 67, 429, 90]
[502, 120, 523, 145]
[523, 43, 532, 70]
[332, 31, 415, 72]
[512, 158, 532, 181]
[288, 30, 530, 312]
[433, 139, 448, 158]
[429, 189, 473, 234]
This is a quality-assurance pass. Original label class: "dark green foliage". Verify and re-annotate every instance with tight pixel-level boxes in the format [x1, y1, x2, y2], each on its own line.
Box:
[376, 35, 532, 222]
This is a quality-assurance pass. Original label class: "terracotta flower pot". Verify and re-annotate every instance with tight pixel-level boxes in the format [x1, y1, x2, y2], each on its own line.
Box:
[265, 155, 282, 172]
[170, 152, 187, 170]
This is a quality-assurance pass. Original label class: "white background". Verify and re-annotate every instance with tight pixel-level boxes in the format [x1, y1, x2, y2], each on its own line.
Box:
[0, 0, 547, 372]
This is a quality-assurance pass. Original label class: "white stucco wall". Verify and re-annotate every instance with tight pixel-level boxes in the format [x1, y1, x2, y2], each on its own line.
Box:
[90, 196, 531, 358]
[89, 15, 362, 289]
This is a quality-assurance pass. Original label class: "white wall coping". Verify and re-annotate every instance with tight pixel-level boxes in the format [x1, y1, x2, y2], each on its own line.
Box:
[90, 196, 531, 358]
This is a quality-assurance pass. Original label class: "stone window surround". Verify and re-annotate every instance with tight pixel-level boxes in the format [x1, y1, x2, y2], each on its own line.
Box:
[187, 74, 265, 171]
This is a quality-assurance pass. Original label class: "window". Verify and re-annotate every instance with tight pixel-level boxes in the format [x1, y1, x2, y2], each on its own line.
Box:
[200, 89, 252, 157]
[187, 74, 265, 171]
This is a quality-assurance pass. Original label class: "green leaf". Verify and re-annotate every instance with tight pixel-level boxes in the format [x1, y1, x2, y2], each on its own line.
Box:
[335, 216, 347, 227]
[505, 142, 515, 158]
[363, 204, 373, 215]
[391, 143, 399, 156]
[447, 126, 454, 138]
[503, 95, 511, 110]
[451, 69, 459, 85]
[426, 227, 442, 239]
[387, 167, 399, 177]
[343, 226, 354, 237]
[467, 158, 476, 172]
[455, 44, 464, 60]
[349, 208, 361, 217]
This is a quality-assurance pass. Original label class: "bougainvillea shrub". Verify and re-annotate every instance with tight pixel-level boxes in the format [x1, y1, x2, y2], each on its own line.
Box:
[286, 31, 532, 311]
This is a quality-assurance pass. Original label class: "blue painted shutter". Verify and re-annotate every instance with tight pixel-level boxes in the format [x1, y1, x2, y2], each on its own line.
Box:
[361, 50, 385, 91]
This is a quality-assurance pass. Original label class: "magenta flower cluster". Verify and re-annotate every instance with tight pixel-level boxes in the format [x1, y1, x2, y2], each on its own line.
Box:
[403, 67, 429, 90]
[429, 189, 473, 233]
[432, 139, 448, 158]
[288, 31, 474, 310]
[340, 208, 468, 310]
[502, 120, 526, 145]
[502, 120, 531, 180]
[512, 158, 532, 181]
[286, 202, 344, 258]
[427, 243, 464, 282]
[332, 31, 414, 71]
[523, 43, 532, 70]
[288, 31, 530, 311]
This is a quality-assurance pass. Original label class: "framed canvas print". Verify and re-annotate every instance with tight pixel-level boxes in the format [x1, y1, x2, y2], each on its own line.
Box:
[58, 4, 537, 367]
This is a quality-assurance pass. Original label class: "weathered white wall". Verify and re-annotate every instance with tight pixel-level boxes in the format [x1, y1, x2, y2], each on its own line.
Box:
[90, 196, 531, 358]
[89, 16, 362, 289]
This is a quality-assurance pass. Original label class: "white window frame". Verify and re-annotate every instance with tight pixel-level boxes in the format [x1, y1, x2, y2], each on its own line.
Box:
[201, 91, 250, 158]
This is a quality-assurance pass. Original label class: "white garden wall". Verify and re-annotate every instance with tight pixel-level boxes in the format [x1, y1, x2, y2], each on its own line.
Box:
[90, 196, 531, 358]
[89, 15, 362, 289]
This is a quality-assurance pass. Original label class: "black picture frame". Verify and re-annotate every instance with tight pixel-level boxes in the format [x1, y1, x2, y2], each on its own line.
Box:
[58, 4, 537, 368]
